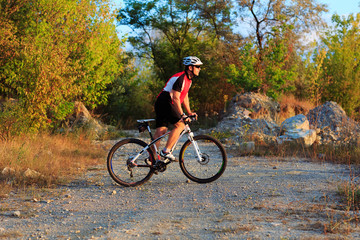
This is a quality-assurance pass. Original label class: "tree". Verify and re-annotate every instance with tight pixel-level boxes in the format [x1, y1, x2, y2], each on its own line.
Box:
[118, 0, 238, 114]
[0, 0, 124, 133]
[226, 43, 261, 93]
[118, 0, 235, 75]
[317, 13, 360, 117]
[236, 0, 328, 57]
[224, 0, 327, 100]
[97, 56, 156, 128]
[226, 23, 297, 100]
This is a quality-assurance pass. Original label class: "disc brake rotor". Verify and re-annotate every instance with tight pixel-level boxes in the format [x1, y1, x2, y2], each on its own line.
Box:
[199, 153, 210, 165]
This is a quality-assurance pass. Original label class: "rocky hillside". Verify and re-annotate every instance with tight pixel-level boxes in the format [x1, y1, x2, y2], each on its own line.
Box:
[211, 92, 360, 148]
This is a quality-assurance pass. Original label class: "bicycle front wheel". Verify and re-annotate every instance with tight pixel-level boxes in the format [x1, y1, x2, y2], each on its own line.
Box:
[107, 138, 154, 187]
[179, 135, 227, 183]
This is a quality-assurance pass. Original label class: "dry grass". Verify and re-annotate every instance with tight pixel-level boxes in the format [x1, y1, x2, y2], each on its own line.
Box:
[0, 231, 22, 239]
[277, 95, 315, 124]
[0, 133, 107, 195]
[337, 181, 360, 211]
[208, 223, 256, 234]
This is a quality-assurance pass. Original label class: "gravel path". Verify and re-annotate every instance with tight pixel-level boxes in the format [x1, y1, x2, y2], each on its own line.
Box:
[1, 141, 360, 239]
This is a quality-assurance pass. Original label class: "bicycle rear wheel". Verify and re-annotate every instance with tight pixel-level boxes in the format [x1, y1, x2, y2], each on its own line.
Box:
[179, 135, 227, 183]
[107, 138, 154, 187]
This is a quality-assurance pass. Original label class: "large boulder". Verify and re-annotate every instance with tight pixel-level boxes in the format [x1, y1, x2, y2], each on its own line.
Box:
[308, 101, 349, 130]
[211, 94, 359, 149]
[209, 93, 281, 149]
[307, 101, 360, 145]
[277, 114, 317, 147]
[63, 102, 108, 138]
[227, 92, 280, 122]
[215, 92, 281, 136]
[280, 114, 309, 133]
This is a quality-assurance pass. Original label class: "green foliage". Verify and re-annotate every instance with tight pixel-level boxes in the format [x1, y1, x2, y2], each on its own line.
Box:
[0, 99, 35, 140]
[209, 130, 234, 141]
[317, 13, 360, 117]
[98, 57, 156, 128]
[2, 0, 359, 136]
[189, 37, 236, 114]
[226, 43, 261, 92]
[301, 48, 327, 105]
[226, 24, 297, 100]
[0, 0, 124, 134]
[225, 0, 326, 101]
[118, 0, 237, 115]
[262, 24, 297, 100]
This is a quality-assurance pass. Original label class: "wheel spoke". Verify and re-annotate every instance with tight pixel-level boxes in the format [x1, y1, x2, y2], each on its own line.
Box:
[179, 135, 226, 183]
[107, 139, 154, 187]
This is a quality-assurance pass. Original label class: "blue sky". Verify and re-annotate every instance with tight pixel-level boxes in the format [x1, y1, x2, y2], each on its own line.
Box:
[325, 0, 359, 16]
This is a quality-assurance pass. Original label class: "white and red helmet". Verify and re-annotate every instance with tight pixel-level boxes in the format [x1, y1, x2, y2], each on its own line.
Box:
[183, 56, 203, 66]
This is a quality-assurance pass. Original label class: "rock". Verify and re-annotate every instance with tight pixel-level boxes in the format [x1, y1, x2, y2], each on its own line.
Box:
[1, 167, 15, 177]
[229, 92, 280, 122]
[277, 129, 317, 147]
[214, 92, 281, 139]
[213, 93, 358, 148]
[307, 101, 360, 145]
[61, 101, 108, 138]
[307, 101, 346, 130]
[280, 114, 309, 133]
[0, 194, 9, 199]
[12, 210, 21, 217]
[238, 142, 255, 153]
[23, 168, 41, 179]
[277, 114, 317, 147]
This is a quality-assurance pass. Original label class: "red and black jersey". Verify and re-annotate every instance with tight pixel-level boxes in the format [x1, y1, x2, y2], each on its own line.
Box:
[159, 71, 192, 103]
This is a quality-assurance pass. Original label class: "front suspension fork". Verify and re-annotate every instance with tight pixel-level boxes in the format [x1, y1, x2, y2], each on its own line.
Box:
[188, 132, 203, 163]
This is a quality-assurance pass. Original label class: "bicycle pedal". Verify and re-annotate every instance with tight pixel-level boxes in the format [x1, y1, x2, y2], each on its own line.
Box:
[153, 161, 167, 172]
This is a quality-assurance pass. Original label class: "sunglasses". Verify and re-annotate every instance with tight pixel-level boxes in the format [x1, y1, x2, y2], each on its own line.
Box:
[193, 65, 201, 69]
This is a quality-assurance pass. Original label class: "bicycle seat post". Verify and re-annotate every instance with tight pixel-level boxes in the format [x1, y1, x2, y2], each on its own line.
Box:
[148, 124, 154, 141]
[137, 119, 156, 141]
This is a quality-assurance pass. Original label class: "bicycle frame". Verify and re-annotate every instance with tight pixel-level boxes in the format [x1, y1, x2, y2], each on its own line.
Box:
[130, 122, 203, 166]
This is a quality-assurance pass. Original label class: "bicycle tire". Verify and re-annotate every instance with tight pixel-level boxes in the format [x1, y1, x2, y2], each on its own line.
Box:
[179, 135, 227, 183]
[107, 138, 155, 187]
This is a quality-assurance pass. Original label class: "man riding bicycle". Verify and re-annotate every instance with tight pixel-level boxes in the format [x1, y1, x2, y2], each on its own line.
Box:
[153, 56, 203, 163]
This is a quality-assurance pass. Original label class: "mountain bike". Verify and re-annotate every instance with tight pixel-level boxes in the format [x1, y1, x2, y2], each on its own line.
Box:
[107, 117, 227, 187]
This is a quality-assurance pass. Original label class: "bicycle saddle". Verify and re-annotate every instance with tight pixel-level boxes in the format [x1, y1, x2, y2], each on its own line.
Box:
[137, 119, 155, 123]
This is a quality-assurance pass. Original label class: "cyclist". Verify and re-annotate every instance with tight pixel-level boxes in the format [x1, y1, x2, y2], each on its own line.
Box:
[153, 56, 202, 163]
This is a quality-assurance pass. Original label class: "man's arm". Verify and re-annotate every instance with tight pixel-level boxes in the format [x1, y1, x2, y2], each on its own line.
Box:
[171, 90, 184, 115]
[183, 93, 197, 120]
[182, 93, 192, 115]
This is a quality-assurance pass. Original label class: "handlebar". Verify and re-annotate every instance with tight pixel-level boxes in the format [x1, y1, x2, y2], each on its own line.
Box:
[183, 115, 197, 123]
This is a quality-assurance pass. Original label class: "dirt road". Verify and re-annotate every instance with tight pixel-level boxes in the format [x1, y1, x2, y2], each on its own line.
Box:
[1, 150, 359, 239]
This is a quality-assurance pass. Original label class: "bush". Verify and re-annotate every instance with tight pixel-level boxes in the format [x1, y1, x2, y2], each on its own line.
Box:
[0, 100, 35, 140]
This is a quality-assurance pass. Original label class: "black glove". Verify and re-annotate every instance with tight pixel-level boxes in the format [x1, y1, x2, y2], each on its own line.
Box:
[181, 113, 190, 122]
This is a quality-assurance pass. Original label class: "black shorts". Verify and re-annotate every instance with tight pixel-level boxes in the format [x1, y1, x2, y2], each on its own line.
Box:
[154, 91, 181, 128]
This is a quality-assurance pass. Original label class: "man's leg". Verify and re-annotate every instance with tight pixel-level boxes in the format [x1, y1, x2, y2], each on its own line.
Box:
[164, 121, 185, 152]
[153, 126, 167, 150]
